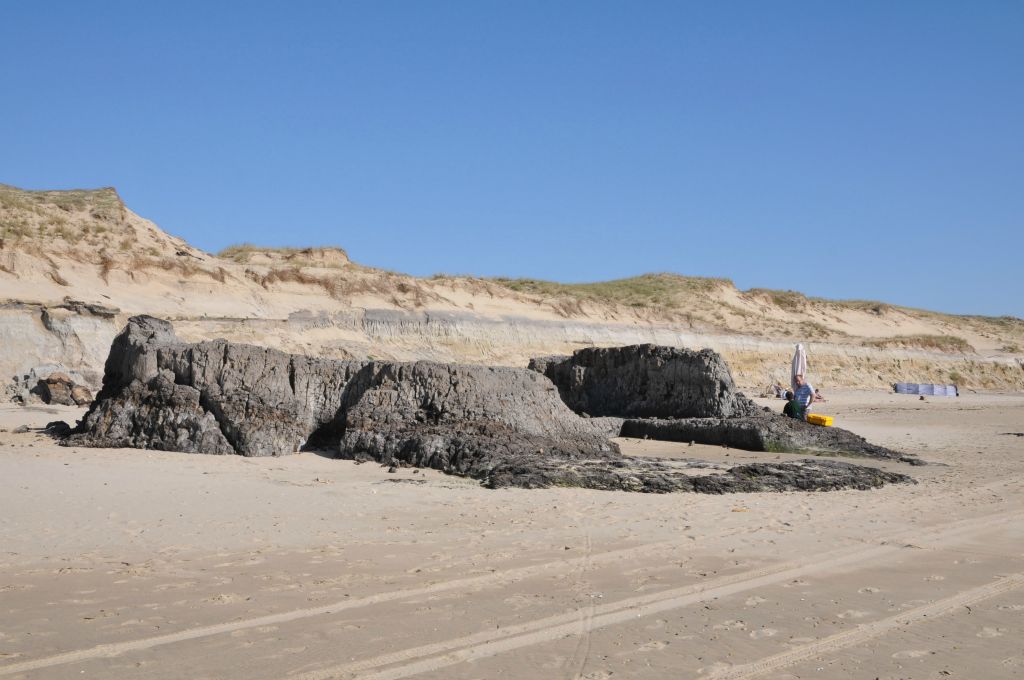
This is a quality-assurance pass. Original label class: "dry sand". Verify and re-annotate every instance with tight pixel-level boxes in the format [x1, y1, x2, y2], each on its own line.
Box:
[1, 390, 1022, 679]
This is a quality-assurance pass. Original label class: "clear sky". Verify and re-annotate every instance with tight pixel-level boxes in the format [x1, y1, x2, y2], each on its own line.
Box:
[2, 1, 1021, 316]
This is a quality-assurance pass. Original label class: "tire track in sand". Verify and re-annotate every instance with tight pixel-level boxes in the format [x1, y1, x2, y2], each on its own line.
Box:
[0, 537, 685, 677]
[288, 510, 1024, 680]
[2, 499, 1019, 677]
[705, 572, 1024, 680]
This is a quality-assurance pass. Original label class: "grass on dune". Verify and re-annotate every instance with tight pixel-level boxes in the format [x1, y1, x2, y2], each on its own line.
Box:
[862, 334, 975, 353]
[489, 273, 733, 309]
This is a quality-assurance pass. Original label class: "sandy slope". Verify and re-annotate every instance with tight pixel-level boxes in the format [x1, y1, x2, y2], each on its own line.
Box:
[1, 391, 1022, 679]
[2, 183, 1023, 392]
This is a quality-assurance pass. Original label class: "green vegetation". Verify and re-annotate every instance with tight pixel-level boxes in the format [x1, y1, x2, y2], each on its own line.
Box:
[0, 184, 128, 247]
[489, 273, 733, 310]
[745, 288, 807, 312]
[817, 298, 894, 315]
[800, 321, 840, 339]
[863, 334, 975, 354]
[218, 243, 349, 265]
[0, 183, 124, 221]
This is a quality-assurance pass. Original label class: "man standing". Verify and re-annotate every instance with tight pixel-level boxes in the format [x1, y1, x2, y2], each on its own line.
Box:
[793, 374, 815, 420]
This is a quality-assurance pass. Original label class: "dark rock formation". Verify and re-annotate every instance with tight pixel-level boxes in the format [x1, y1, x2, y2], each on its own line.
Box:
[621, 414, 920, 464]
[43, 420, 72, 438]
[333, 361, 619, 480]
[68, 316, 363, 456]
[530, 345, 916, 464]
[529, 345, 760, 419]
[66, 318, 913, 492]
[486, 457, 912, 493]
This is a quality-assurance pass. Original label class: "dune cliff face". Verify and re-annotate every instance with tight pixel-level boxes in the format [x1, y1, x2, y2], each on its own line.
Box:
[1, 182, 1022, 395]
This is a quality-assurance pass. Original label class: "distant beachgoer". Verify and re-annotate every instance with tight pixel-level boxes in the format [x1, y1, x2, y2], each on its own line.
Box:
[782, 390, 800, 418]
[814, 388, 827, 402]
[793, 374, 815, 419]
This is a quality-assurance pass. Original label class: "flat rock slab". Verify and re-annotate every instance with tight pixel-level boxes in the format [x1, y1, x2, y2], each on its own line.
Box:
[621, 413, 920, 464]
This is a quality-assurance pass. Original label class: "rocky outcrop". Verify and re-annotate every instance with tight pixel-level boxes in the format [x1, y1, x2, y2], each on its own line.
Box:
[68, 317, 614, 464]
[529, 345, 760, 419]
[69, 316, 364, 456]
[66, 317, 912, 492]
[38, 372, 77, 405]
[620, 414, 919, 464]
[531, 345, 914, 463]
[334, 361, 619, 480]
[5, 364, 94, 405]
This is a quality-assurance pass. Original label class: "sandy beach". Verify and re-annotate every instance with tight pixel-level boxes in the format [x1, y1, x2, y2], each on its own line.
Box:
[1, 389, 1022, 679]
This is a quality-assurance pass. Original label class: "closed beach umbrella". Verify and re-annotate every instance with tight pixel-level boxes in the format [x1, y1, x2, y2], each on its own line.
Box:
[791, 343, 807, 391]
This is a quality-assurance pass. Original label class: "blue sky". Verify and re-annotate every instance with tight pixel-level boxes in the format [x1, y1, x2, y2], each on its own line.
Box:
[2, 1, 1021, 316]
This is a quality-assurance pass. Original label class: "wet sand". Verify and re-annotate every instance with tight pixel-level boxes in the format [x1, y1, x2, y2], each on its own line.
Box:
[1, 390, 1022, 679]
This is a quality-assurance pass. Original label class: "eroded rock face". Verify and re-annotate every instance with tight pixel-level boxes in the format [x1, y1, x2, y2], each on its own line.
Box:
[67, 318, 913, 492]
[36, 373, 94, 406]
[75, 370, 234, 453]
[530, 345, 914, 463]
[529, 345, 760, 419]
[335, 361, 619, 480]
[38, 372, 77, 405]
[69, 316, 363, 456]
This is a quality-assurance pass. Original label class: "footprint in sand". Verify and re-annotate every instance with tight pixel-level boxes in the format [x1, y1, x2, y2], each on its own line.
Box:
[745, 595, 767, 607]
[893, 650, 933, 659]
[787, 636, 816, 645]
[637, 640, 669, 651]
[749, 628, 778, 639]
[977, 627, 1006, 638]
[713, 619, 747, 631]
[502, 594, 535, 611]
[643, 618, 668, 631]
[997, 604, 1024, 611]
[924, 574, 946, 582]
[838, 610, 870, 620]
[858, 586, 880, 594]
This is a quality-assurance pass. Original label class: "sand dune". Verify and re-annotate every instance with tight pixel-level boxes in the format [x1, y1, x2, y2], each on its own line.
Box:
[2, 183, 1022, 393]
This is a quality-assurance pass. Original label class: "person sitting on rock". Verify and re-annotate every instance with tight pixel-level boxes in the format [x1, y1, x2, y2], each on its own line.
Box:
[782, 391, 800, 418]
[793, 374, 815, 420]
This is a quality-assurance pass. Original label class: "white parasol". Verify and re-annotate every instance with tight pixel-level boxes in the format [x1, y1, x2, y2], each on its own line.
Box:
[791, 343, 808, 392]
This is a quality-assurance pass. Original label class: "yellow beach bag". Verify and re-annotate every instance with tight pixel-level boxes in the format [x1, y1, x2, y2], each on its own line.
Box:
[807, 413, 833, 427]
